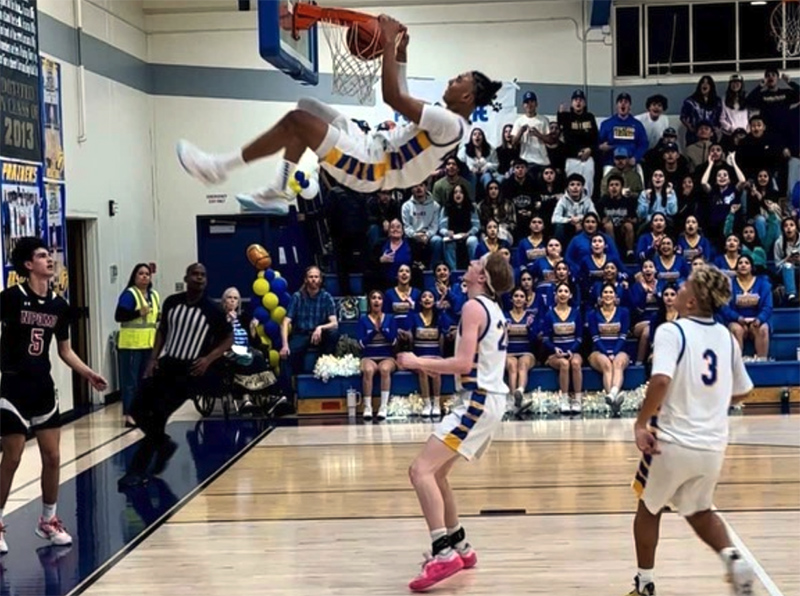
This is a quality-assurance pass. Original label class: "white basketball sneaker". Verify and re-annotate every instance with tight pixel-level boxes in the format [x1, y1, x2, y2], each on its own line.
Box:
[727, 551, 754, 596]
[176, 140, 228, 185]
[35, 516, 72, 546]
[235, 189, 293, 215]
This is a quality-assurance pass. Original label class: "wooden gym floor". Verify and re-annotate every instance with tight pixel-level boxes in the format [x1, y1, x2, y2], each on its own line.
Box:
[77, 414, 800, 596]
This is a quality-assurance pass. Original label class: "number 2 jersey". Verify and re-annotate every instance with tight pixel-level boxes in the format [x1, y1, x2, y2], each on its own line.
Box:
[455, 295, 509, 395]
[650, 317, 753, 452]
[1, 283, 69, 379]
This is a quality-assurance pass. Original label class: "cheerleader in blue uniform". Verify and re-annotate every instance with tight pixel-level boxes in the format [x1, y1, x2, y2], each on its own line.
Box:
[505, 287, 537, 408]
[533, 260, 581, 316]
[653, 236, 689, 286]
[627, 260, 660, 364]
[358, 290, 398, 420]
[587, 283, 631, 416]
[405, 290, 445, 417]
[528, 238, 563, 293]
[713, 234, 742, 281]
[721, 255, 773, 360]
[676, 215, 714, 262]
[541, 282, 584, 414]
[588, 261, 628, 309]
[383, 264, 421, 333]
[647, 282, 679, 352]
[635, 212, 668, 263]
[516, 215, 548, 276]
[474, 219, 512, 260]
[578, 233, 626, 302]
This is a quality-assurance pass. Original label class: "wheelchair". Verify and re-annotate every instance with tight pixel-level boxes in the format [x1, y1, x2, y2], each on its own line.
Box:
[191, 356, 287, 421]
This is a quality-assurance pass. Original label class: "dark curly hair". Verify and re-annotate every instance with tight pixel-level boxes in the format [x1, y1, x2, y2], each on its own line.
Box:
[471, 71, 503, 108]
[11, 237, 47, 278]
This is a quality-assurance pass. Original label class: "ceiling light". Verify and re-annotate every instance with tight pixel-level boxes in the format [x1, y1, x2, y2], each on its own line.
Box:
[751, 1, 768, 5]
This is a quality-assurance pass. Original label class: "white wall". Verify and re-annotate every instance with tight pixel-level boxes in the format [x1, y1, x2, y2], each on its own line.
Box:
[34, 0, 156, 410]
[148, 1, 613, 290]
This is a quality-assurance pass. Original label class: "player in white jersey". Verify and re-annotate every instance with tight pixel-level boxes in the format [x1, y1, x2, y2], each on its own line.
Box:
[175, 16, 502, 214]
[397, 252, 514, 593]
[625, 264, 755, 596]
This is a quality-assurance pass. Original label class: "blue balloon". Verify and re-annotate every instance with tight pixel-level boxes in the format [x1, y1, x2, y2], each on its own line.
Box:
[264, 320, 280, 342]
[265, 269, 276, 282]
[278, 292, 292, 308]
[253, 306, 270, 324]
[271, 277, 288, 295]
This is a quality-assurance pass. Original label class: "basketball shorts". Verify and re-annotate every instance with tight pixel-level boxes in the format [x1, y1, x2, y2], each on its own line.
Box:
[632, 440, 725, 517]
[433, 389, 506, 461]
[0, 374, 60, 436]
[314, 120, 389, 194]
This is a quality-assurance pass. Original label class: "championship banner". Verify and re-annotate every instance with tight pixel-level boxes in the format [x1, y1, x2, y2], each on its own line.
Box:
[41, 57, 63, 181]
[372, 79, 518, 148]
[0, 0, 43, 164]
[44, 180, 67, 297]
[1, 159, 46, 287]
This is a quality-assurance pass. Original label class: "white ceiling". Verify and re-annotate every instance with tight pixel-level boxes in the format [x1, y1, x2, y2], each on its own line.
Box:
[141, 0, 566, 15]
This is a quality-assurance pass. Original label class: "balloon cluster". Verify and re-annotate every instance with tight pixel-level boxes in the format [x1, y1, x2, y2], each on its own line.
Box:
[287, 170, 320, 201]
[246, 244, 292, 372]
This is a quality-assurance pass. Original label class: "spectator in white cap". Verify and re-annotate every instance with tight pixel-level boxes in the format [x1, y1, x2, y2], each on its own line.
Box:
[511, 91, 551, 181]
[558, 89, 599, 198]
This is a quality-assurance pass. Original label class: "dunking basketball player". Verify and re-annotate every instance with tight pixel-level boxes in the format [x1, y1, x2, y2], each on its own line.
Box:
[397, 253, 514, 592]
[0, 238, 108, 554]
[176, 15, 502, 212]
[625, 264, 754, 596]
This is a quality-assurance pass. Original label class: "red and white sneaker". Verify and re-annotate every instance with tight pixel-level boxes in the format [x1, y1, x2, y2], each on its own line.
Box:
[35, 517, 72, 546]
[408, 550, 464, 592]
[455, 544, 477, 569]
[0, 522, 7, 554]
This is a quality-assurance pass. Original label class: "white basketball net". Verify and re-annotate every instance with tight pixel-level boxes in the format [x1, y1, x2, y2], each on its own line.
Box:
[772, 1, 800, 57]
[321, 22, 382, 104]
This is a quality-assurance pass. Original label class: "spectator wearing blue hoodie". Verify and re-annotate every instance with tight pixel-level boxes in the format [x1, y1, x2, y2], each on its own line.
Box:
[598, 92, 649, 169]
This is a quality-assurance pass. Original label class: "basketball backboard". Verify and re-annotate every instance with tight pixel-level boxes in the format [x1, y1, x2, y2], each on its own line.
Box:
[258, 0, 319, 85]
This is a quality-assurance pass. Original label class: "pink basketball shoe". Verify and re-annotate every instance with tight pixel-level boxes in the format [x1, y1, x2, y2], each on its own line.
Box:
[408, 550, 464, 592]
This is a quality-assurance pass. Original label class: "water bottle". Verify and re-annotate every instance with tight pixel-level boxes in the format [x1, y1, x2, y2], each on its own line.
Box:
[781, 387, 791, 415]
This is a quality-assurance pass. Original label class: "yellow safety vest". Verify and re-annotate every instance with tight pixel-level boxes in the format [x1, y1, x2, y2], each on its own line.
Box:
[118, 287, 160, 350]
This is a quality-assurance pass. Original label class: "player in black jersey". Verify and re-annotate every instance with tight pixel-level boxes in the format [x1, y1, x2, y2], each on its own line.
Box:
[0, 237, 107, 554]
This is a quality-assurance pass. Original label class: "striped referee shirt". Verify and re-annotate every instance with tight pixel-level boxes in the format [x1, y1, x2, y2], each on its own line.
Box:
[158, 293, 229, 361]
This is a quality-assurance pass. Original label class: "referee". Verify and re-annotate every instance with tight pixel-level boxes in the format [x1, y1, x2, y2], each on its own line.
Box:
[118, 263, 232, 489]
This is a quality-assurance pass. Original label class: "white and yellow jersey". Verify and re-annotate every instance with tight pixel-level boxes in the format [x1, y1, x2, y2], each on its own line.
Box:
[455, 295, 509, 396]
[316, 104, 467, 194]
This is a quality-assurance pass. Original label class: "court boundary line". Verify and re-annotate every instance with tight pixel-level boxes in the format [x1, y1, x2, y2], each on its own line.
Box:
[715, 507, 786, 596]
[254, 437, 800, 450]
[65, 424, 276, 596]
[165, 507, 800, 525]
[199, 478, 800, 497]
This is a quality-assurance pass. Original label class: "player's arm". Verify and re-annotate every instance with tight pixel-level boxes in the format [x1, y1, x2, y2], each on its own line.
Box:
[636, 374, 670, 428]
[730, 335, 754, 405]
[399, 299, 485, 375]
[57, 340, 108, 391]
[378, 15, 423, 125]
[396, 31, 409, 95]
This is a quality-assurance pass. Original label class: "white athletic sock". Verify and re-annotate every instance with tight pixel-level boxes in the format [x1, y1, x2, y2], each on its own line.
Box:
[274, 159, 297, 191]
[720, 546, 739, 564]
[380, 391, 389, 409]
[575, 392, 584, 400]
[0, 508, 4, 524]
[42, 502, 56, 520]
[637, 568, 654, 586]
[219, 150, 245, 172]
[432, 395, 440, 407]
[609, 386, 619, 398]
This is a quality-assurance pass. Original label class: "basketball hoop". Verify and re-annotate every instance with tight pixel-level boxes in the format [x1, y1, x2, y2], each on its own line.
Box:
[286, 2, 384, 104]
[771, 0, 800, 57]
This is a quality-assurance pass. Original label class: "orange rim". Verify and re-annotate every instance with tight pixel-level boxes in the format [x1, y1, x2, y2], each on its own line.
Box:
[290, 3, 376, 31]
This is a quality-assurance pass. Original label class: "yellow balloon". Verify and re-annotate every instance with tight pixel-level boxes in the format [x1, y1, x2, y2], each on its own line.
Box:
[262, 292, 279, 310]
[269, 349, 280, 370]
[257, 271, 265, 279]
[262, 337, 271, 349]
[252, 278, 270, 297]
[271, 306, 287, 324]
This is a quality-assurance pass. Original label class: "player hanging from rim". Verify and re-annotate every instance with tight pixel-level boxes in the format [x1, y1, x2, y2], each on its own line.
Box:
[397, 252, 514, 592]
[176, 15, 502, 213]
[0, 237, 108, 554]
[625, 264, 755, 596]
